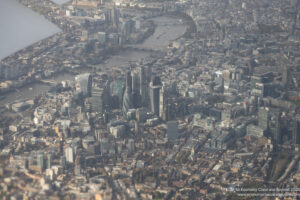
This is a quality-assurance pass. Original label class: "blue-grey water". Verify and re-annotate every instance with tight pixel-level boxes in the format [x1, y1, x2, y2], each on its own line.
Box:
[51, 0, 70, 5]
[0, 0, 61, 60]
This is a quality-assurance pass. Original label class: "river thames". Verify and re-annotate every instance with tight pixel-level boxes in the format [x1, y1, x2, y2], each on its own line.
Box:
[0, 3, 187, 104]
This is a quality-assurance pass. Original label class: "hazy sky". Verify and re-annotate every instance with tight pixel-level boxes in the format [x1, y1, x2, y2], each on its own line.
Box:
[0, 0, 61, 60]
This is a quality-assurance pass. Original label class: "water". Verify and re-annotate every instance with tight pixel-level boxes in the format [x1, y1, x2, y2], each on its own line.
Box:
[102, 50, 150, 69]
[51, 0, 71, 5]
[0, 15, 187, 105]
[0, 0, 61, 60]
[136, 17, 187, 50]
[0, 73, 74, 105]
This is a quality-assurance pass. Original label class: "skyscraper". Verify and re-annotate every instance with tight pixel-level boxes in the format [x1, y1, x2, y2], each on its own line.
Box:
[269, 111, 281, 145]
[123, 71, 133, 117]
[60, 156, 66, 169]
[128, 139, 135, 153]
[139, 66, 147, 106]
[149, 76, 161, 116]
[131, 71, 140, 108]
[37, 153, 44, 171]
[282, 65, 289, 88]
[75, 73, 92, 97]
[159, 86, 166, 119]
[65, 146, 74, 163]
[90, 87, 104, 113]
[47, 153, 52, 169]
[293, 118, 300, 145]
[111, 79, 123, 108]
[258, 107, 269, 131]
[90, 81, 110, 113]
[111, 6, 119, 27]
[167, 121, 179, 141]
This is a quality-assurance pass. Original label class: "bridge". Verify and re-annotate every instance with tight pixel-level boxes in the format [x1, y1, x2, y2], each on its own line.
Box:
[41, 79, 56, 85]
[123, 45, 162, 53]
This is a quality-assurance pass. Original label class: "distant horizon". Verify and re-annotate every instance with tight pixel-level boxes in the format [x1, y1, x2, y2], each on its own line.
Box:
[0, 0, 61, 61]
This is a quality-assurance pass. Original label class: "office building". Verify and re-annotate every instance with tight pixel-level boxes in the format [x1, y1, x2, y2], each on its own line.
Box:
[293, 118, 300, 144]
[65, 146, 74, 163]
[60, 156, 66, 169]
[149, 76, 162, 116]
[47, 153, 52, 169]
[167, 121, 179, 141]
[258, 107, 269, 130]
[139, 66, 148, 106]
[75, 73, 92, 97]
[123, 71, 133, 117]
[128, 139, 135, 153]
[37, 153, 44, 171]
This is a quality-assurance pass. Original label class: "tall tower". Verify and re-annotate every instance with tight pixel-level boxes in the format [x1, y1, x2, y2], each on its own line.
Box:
[293, 118, 300, 144]
[258, 107, 269, 131]
[75, 73, 92, 97]
[149, 76, 161, 116]
[159, 85, 167, 120]
[270, 111, 281, 145]
[131, 71, 140, 108]
[122, 71, 133, 117]
[111, 5, 119, 28]
[139, 66, 147, 106]
[37, 153, 44, 171]
[167, 121, 179, 141]
[281, 49, 290, 88]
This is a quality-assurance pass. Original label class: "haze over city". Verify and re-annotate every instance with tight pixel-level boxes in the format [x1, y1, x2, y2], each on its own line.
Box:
[0, 0, 300, 199]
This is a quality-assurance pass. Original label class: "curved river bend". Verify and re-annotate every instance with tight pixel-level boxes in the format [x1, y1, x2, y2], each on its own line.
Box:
[0, 16, 187, 105]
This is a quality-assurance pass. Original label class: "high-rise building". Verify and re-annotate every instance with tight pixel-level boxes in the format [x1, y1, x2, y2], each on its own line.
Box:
[149, 76, 161, 116]
[269, 111, 281, 145]
[60, 156, 66, 169]
[139, 66, 148, 106]
[281, 50, 290, 88]
[136, 108, 147, 122]
[100, 138, 109, 155]
[90, 81, 110, 113]
[110, 79, 123, 108]
[123, 71, 133, 117]
[131, 71, 140, 108]
[159, 86, 166, 119]
[128, 139, 135, 153]
[111, 6, 119, 27]
[90, 87, 104, 113]
[47, 153, 52, 169]
[132, 71, 140, 94]
[258, 107, 269, 130]
[293, 118, 300, 144]
[74, 155, 81, 176]
[150, 86, 161, 116]
[75, 73, 92, 97]
[167, 121, 179, 141]
[65, 146, 74, 163]
[37, 153, 44, 171]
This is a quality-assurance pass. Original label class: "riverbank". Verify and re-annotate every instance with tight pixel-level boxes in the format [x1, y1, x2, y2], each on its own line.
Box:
[0, 15, 188, 105]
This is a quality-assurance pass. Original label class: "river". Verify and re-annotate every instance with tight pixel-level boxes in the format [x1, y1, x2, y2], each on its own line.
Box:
[51, 0, 70, 5]
[0, 15, 187, 105]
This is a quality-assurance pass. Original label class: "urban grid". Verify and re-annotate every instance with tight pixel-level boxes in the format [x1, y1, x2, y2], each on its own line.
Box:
[0, 0, 300, 199]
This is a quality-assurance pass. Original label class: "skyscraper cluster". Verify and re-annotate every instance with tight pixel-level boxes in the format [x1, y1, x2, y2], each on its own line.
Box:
[122, 66, 151, 117]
